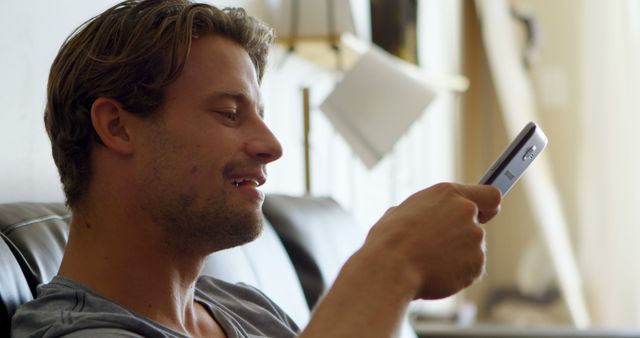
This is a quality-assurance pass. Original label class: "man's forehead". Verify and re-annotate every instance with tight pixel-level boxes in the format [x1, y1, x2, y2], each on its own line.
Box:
[166, 34, 264, 110]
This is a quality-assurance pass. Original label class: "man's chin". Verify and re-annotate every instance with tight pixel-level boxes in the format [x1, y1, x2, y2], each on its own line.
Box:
[212, 211, 265, 252]
[234, 215, 264, 245]
[154, 199, 266, 255]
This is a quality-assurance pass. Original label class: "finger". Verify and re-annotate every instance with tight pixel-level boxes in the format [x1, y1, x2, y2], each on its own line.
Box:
[453, 184, 502, 212]
[477, 204, 501, 224]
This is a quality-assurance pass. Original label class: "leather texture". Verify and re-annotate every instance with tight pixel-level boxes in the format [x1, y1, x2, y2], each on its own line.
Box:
[0, 202, 70, 295]
[0, 200, 314, 333]
[0, 197, 416, 337]
[263, 194, 367, 308]
[0, 233, 32, 337]
[5, 199, 638, 338]
[263, 194, 418, 338]
[201, 219, 311, 328]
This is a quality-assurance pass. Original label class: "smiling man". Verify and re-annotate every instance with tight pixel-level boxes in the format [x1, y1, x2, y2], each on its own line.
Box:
[129, 33, 279, 256]
[11, 1, 501, 337]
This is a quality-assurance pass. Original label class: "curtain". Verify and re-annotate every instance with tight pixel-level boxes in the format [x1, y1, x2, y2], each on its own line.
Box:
[578, 0, 640, 327]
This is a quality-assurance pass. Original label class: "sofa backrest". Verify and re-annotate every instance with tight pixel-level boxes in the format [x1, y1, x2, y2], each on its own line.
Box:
[0, 196, 419, 338]
[201, 220, 311, 328]
[263, 194, 366, 308]
[0, 201, 311, 332]
[264, 194, 418, 338]
[0, 233, 32, 337]
[0, 203, 70, 296]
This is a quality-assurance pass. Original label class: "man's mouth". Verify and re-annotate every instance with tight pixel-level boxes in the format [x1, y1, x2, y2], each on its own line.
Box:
[228, 172, 266, 187]
[228, 174, 267, 201]
[230, 178, 261, 187]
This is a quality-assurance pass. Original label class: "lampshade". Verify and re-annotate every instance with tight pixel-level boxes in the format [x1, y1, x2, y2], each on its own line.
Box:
[319, 43, 436, 169]
[263, 0, 357, 41]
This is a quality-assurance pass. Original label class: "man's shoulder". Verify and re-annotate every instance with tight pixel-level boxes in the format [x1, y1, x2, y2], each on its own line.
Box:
[196, 275, 271, 303]
[11, 275, 298, 337]
[15, 276, 129, 315]
[196, 275, 300, 335]
[196, 275, 285, 315]
[11, 277, 176, 338]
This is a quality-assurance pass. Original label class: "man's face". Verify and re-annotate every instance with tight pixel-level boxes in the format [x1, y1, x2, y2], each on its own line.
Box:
[134, 35, 282, 254]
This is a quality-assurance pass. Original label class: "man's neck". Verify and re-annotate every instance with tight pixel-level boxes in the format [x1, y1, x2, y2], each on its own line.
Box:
[58, 211, 218, 337]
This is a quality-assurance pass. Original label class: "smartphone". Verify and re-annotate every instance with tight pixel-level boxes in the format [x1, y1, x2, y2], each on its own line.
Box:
[478, 121, 548, 196]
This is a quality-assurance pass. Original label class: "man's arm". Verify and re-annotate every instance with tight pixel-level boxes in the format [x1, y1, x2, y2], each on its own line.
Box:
[299, 183, 501, 338]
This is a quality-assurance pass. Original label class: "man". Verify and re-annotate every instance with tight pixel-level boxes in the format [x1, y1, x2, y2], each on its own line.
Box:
[12, 1, 501, 337]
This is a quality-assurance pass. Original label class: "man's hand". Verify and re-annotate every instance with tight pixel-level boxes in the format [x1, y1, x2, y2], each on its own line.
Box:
[300, 183, 501, 338]
[360, 183, 502, 300]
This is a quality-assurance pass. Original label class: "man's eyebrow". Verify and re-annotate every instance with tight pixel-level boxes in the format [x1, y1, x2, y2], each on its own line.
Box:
[205, 91, 264, 118]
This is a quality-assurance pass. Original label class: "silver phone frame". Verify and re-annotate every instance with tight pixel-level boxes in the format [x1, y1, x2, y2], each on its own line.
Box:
[478, 121, 548, 196]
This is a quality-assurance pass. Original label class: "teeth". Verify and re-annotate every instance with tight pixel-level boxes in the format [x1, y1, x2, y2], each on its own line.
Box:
[231, 179, 260, 187]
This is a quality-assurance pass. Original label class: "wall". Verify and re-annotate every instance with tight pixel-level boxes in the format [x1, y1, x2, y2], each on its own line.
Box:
[0, 1, 268, 203]
[0, 0, 462, 234]
[461, 0, 583, 324]
[514, 0, 582, 250]
[1, 1, 110, 202]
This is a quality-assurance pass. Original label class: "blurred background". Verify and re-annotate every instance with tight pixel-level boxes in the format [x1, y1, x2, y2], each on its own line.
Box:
[2, 0, 640, 333]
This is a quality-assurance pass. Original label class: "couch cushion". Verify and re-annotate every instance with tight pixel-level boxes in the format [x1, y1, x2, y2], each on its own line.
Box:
[263, 194, 367, 307]
[202, 219, 310, 329]
[264, 194, 418, 338]
[0, 233, 32, 337]
[0, 203, 70, 295]
[0, 201, 311, 330]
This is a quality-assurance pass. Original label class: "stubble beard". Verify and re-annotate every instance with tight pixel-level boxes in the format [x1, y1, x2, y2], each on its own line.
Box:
[141, 157, 265, 256]
[141, 125, 265, 257]
[148, 188, 264, 256]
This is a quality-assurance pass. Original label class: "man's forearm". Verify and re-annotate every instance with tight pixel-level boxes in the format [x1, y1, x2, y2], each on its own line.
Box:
[299, 247, 419, 338]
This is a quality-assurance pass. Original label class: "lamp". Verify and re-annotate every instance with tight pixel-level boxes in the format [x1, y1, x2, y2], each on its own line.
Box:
[319, 42, 437, 169]
[263, 0, 358, 42]
[262, 0, 468, 188]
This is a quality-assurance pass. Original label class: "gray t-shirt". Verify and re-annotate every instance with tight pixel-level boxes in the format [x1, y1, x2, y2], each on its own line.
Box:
[11, 276, 299, 338]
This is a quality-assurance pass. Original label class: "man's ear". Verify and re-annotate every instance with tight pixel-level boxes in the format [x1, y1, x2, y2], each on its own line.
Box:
[91, 97, 134, 155]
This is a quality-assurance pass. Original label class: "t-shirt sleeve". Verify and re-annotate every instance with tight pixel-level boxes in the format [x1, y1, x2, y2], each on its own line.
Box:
[196, 276, 300, 337]
[238, 282, 301, 333]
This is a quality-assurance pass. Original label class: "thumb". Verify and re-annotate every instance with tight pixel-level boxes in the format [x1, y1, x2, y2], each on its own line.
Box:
[454, 184, 502, 224]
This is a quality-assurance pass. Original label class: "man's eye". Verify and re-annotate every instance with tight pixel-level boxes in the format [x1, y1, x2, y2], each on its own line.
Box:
[225, 112, 237, 121]
[215, 110, 237, 121]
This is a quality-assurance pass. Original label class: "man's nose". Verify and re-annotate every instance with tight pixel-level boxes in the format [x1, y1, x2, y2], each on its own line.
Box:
[244, 117, 283, 164]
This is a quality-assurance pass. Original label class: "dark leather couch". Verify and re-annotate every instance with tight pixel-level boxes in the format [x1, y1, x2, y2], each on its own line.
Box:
[3, 196, 639, 338]
[0, 195, 417, 337]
